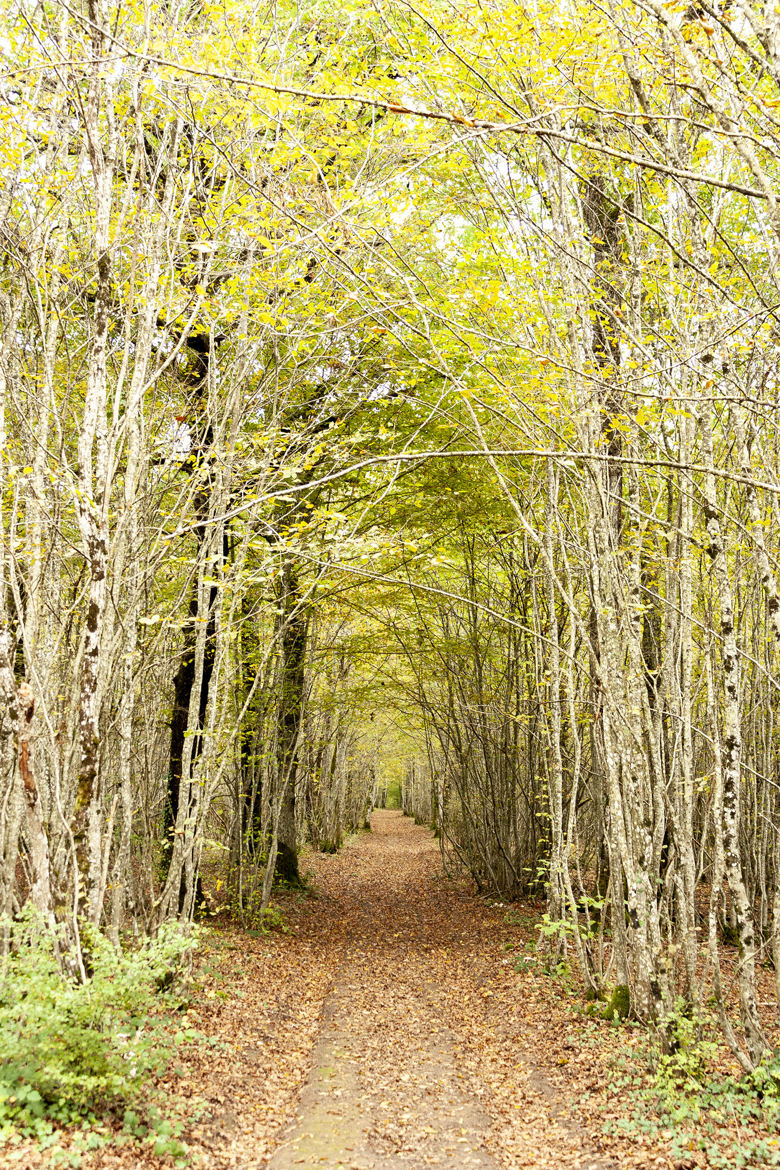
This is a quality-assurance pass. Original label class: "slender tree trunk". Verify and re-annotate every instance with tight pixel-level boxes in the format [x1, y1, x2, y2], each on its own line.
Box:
[700, 402, 767, 1064]
[274, 558, 307, 886]
[71, 9, 116, 919]
[162, 333, 221, 900]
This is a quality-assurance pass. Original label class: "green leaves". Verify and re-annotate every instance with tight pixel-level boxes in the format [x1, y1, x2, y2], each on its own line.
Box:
[0, 912, 198, 1134]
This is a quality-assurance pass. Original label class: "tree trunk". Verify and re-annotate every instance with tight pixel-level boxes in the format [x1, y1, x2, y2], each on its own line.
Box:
[273, 558, 307, 887]
[162, 332, 222, 910]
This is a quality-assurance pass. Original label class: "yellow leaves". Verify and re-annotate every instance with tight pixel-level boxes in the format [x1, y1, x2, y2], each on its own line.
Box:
[604, 412, 634, 438]
[635, 403, 655, 429]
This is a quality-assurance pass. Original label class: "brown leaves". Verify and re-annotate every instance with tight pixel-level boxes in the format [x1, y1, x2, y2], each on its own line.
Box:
[4, 812, 728, 1169]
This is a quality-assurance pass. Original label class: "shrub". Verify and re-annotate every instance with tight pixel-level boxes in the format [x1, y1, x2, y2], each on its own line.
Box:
[0, 910, 197, 1133]
[653, 999, 719, 1096]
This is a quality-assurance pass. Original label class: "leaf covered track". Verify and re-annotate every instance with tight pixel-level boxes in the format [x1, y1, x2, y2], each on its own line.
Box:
[259, 812, 614, 1170]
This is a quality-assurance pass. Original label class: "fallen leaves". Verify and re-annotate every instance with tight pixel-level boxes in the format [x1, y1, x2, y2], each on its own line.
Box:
[7, 810, 768, 1170]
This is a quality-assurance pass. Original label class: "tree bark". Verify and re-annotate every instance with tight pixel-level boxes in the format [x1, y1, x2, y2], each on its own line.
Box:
[273, 557, 308, 886]
[162, 332, 221, 908]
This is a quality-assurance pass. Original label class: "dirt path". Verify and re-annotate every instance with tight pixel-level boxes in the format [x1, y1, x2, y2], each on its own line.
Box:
[1, 812, 726, 1170]
[265, 811, 615, 1170]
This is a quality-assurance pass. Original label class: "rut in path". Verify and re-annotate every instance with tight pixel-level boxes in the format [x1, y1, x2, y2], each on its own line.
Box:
[267, 811, 615, 1170]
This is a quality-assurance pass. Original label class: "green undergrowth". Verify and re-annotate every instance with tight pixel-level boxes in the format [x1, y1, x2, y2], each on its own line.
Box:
[596, 1003, 780, 1168]
[0, 909, 205, 1166]
[240, 900, 291, 936]
[206, 858, 318, 934]
[500, 912, 780, 1167]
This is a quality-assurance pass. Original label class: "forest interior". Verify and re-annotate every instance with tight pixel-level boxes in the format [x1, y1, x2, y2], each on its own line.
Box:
[8, 0, 780, 1165]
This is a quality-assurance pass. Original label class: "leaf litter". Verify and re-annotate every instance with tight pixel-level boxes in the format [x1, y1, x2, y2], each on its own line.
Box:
[4, 810, 762, 1169]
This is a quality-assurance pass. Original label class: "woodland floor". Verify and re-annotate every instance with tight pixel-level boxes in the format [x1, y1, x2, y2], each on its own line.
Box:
[5, 810, 769, 1169]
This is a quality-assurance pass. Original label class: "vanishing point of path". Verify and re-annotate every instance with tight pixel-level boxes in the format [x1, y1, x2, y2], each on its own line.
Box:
[266, 811, 617, 1170]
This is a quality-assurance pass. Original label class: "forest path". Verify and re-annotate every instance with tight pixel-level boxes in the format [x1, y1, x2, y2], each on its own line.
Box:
[266, 811, 615, 1170]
